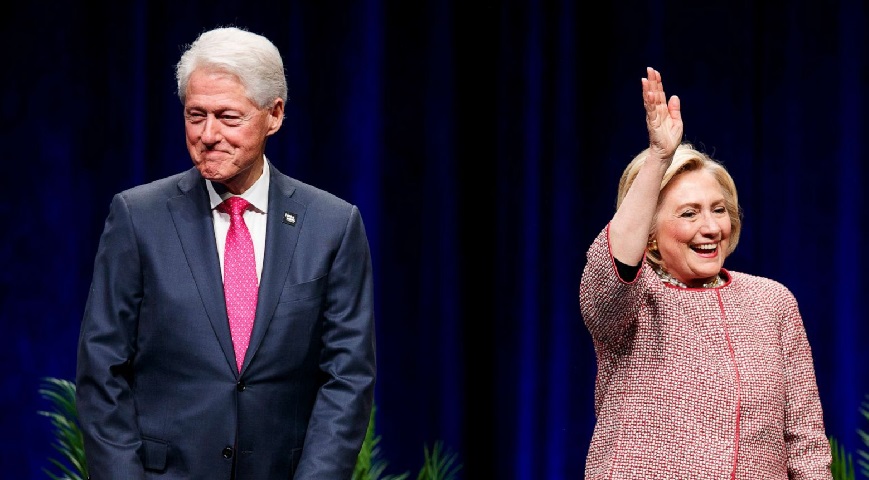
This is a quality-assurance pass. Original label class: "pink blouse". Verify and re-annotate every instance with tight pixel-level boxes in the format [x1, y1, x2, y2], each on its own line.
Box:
[579, 225, 831, 480]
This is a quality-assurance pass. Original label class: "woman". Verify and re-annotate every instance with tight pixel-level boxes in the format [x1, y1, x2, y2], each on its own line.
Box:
[579, 67, 831, 479]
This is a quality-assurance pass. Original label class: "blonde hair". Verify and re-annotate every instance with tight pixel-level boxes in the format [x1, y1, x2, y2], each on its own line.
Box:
[616, 143, 742, 268]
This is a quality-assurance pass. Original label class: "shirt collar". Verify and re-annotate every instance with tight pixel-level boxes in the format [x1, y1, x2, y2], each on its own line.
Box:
[207, 158, 271, 213]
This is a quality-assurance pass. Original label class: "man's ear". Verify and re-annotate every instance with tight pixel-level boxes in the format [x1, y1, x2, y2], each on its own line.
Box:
[267, 98, 285, 135]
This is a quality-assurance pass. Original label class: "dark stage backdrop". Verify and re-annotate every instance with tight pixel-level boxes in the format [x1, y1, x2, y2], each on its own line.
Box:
[3, 1, 867, 478]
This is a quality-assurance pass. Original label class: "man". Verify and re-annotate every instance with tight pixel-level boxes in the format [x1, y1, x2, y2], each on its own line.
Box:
[75, 26, 376, 479]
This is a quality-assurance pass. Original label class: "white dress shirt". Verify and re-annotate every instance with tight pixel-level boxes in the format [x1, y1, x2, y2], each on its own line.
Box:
[207, 159, 270, 282]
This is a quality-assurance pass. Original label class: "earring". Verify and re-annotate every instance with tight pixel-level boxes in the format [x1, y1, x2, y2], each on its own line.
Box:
[648, 238, 658, 251]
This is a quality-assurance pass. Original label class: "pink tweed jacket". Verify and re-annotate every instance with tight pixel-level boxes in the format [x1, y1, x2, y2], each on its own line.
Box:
[579, 225, 831, 480]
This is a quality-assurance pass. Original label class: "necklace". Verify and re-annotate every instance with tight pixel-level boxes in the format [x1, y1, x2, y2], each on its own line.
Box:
[654, 267, 723, 289]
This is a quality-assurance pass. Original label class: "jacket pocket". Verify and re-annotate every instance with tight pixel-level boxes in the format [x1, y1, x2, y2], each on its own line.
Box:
[276, 275, 327, 312]
[141, 436, 169, 472]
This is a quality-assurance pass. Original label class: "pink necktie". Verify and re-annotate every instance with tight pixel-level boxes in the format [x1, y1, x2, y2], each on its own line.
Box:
[218, 197, 258, 372]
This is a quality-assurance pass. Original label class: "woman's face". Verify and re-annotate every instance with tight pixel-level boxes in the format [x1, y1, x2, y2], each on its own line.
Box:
[653, 169, 731, 287]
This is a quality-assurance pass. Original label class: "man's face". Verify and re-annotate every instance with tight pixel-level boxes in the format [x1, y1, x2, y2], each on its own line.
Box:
[183, 68, 284, 194]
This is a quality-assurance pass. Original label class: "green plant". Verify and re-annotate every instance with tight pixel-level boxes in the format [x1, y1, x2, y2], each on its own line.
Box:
[38, 377, 461, 480]
[353, 403, 409, 480]
[415, 441, 462, 480]
[352, 403, 462, 480]
[37, 378, 87, 480]
[830, 393, 869, 480]
[858, 395, 869, 478]
[831, 435, 856, 480]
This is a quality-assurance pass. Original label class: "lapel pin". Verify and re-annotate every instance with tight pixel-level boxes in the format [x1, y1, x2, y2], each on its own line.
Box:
[283, 211, 297, 226]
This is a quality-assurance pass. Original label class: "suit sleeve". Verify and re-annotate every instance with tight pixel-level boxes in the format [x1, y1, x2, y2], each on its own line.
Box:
[75, 193, 147, 479]
[294, 204, 377, 479]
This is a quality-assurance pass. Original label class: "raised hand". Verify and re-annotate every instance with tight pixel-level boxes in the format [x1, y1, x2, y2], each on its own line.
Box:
[642, 67, 683, 160]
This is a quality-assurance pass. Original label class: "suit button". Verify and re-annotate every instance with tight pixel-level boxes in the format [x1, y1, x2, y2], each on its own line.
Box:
[222, 446, 234, 458]
[236, 381, 246, 391]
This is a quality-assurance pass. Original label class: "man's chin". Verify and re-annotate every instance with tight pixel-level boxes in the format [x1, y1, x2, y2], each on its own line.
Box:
[195, 164, 225, 182]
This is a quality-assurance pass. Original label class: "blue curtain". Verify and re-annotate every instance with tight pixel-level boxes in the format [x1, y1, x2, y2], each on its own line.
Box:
[3, 1, 867, 478]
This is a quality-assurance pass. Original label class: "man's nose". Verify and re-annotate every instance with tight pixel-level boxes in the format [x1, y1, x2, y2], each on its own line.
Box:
[201, 116, 221, 144]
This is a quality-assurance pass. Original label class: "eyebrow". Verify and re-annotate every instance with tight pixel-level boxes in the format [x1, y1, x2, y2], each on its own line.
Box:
[673, 199, 726, 209]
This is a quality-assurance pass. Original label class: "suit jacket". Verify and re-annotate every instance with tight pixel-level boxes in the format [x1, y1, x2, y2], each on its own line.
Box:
[76, 162, 377, 480]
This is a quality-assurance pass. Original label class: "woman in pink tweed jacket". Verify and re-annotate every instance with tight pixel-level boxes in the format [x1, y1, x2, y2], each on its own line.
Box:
[579, 67, 832, 479]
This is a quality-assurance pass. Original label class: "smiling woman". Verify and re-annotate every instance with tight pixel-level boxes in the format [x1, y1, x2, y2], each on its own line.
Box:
[616, 143, 742, 287]
[578, 67, 832, 479]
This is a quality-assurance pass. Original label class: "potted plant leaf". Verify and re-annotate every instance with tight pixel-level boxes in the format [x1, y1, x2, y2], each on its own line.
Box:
[38, 377, 461, 480]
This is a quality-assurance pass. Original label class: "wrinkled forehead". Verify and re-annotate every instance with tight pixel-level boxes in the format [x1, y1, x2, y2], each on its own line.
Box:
[184, 71, 256, 108]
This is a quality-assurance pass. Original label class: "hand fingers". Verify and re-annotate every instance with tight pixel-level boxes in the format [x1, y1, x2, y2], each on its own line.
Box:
[643, 67, 666, 112]
[642, 79, 654, 113]
[646, 67, 659, 92]
[668, 95, 681, 120]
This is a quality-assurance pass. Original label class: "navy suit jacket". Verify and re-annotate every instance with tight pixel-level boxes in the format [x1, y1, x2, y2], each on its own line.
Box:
[76, 162, 376, 479]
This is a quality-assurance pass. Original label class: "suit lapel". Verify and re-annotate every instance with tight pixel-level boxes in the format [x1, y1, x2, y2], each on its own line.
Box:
[167, 168, 238, 373]
[244, 163, 304, 371]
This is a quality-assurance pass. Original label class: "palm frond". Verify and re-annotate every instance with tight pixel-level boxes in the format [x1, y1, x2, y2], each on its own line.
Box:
[353, 403, 410, 480]
[858, 394, 869, 479]
[830, 436, 856, 480]
[37, 377, 88, 480]
[416, 441, 462, 480]
[35, 378, 459, 480]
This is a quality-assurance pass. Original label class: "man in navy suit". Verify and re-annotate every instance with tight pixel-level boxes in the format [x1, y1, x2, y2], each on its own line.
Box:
[75, 26, 376, 479]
